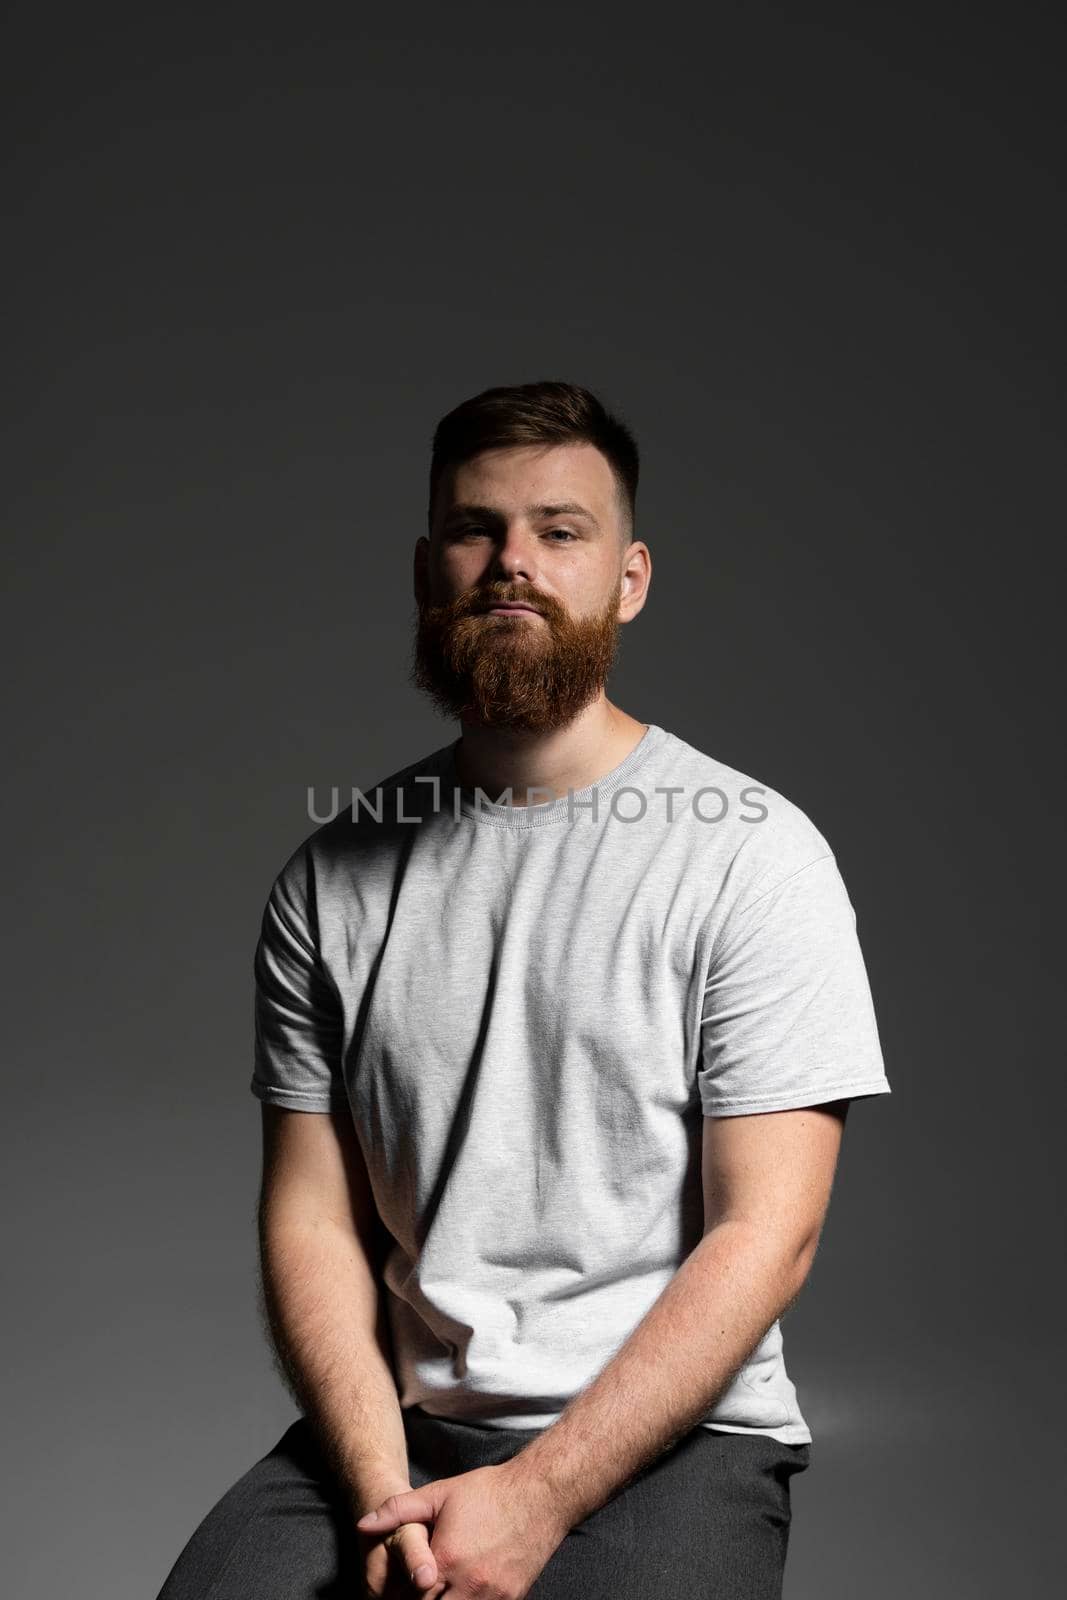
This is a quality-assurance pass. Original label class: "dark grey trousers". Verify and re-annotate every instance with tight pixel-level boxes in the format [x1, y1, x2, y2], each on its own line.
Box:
[155, 1407, 810, 1599]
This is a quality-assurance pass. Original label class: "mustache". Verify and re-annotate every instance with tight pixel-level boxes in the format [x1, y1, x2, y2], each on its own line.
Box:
[428, 590, 555, 619]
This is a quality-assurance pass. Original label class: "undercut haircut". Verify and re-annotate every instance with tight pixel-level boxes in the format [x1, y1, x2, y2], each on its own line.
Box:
[428, 380, 640, 547]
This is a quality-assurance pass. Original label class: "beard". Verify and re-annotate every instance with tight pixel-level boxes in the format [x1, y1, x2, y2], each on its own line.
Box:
[410, 581, 624, 733]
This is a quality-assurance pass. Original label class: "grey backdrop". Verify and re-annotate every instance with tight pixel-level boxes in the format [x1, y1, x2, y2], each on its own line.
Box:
[3, 6, 1062, 1597]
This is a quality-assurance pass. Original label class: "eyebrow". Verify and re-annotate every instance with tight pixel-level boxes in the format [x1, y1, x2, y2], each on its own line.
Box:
[442, 501, 601, 530]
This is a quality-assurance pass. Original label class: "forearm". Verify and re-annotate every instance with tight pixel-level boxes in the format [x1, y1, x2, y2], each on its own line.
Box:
[503, 1220, 809, 1526]
[258, 1211, 411, 1515]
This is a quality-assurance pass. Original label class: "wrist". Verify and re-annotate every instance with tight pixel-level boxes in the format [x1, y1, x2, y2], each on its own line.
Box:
[343, 1465, 414, 1520]
[495, 1448, 582, 1536]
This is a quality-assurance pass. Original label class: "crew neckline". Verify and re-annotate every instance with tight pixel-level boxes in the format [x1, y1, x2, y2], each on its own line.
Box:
[437, 723, 668, 829]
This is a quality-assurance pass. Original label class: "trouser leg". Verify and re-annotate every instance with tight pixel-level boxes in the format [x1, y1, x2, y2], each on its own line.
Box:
[404, 1410, 811, 1600]
[154, 1418, 358, 1600]
[526, 1429, 810, 1600]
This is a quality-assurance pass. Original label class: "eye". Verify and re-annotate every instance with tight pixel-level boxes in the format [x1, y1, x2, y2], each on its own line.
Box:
[546, 528, 577, 542]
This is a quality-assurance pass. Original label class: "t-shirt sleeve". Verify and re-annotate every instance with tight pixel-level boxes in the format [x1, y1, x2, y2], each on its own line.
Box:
[697, 852, 891, 1117]
[249, 848, 348, 1113]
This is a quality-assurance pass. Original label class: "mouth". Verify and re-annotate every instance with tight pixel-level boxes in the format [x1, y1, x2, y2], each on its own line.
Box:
[482, 604, 542, 615]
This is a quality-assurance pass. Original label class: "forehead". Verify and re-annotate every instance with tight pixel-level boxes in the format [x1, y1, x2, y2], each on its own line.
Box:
[442, 442, 618, 513]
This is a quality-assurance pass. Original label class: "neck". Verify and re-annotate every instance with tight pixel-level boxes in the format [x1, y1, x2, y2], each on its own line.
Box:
[452, 698, 649, 806]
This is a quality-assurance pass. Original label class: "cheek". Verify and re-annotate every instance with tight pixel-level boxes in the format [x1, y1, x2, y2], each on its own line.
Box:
[426, 557, 475, 606]
[442, 549, 487, 588]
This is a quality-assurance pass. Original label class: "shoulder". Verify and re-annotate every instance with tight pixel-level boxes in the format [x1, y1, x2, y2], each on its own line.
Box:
[658, 727, 837, 910]
[260, 738, 455, 904]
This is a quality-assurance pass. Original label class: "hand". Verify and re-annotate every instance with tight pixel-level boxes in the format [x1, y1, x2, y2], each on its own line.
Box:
[358, 1519, 443, 1598]
[356, 1460, 571, 1600]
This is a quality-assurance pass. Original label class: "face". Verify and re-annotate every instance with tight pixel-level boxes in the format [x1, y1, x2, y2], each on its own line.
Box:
[411, 442, 646, 733]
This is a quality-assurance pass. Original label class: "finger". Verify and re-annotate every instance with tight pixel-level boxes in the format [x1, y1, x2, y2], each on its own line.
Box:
[391, 1523, 439, 1590]
[357, 1488, 439, 1534]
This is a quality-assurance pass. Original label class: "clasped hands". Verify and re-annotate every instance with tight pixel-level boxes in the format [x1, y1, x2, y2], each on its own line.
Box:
[356, 1456, 572, 1599]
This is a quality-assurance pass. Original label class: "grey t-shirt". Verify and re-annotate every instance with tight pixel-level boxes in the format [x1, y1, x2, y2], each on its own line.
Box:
[251, 723, 891, 1445]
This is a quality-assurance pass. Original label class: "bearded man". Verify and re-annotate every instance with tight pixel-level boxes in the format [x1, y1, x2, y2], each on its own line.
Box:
[155, 380, 891, 1600]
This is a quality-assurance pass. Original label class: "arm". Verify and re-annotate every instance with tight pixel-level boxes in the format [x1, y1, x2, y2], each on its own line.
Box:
[500, 1100, 848, 1525]
[257, 1102, 412, 1516]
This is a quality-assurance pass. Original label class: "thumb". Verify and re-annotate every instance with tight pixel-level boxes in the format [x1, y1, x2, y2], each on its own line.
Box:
[356, 1485, 440, 1533]
[390, 1522, 439, 1590]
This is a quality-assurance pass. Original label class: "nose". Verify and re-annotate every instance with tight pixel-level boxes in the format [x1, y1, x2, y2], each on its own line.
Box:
[487, 524, 537, 587]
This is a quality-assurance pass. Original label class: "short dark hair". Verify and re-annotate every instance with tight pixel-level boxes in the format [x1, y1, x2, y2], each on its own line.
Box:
[428, 380, 640, 544]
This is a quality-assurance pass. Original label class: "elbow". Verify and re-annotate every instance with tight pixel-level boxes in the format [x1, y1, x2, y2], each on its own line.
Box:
[786, 1229, 822, 1298]
[702, 1216, 821, 1302]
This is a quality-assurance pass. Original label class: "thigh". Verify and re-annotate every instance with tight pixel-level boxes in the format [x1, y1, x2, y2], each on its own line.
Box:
[154, 1419, 359, 1600]
[527, 1428, 810, 1600]
[403, 1410, 809, 1600]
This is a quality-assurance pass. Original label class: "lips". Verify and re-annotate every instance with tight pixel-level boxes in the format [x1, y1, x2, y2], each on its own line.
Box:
[482, 603, 541, 614]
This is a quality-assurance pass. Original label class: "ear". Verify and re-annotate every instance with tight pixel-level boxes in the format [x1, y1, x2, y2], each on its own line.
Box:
[618, 539, 652, 622]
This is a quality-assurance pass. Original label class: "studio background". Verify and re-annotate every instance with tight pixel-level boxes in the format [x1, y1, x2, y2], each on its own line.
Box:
[3, 6, 1061, 1597]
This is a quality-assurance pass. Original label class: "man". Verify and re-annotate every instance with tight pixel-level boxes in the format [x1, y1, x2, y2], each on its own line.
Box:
[156, 380, 891, 1600]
